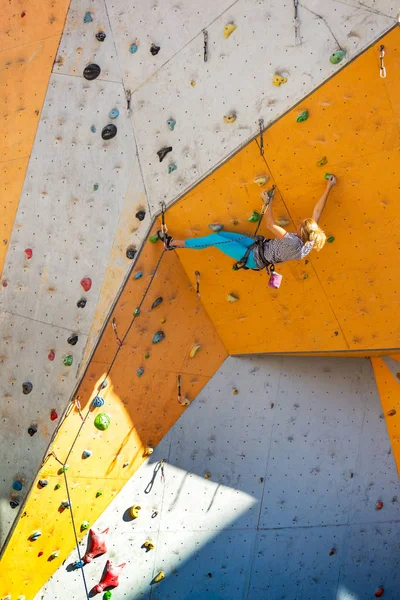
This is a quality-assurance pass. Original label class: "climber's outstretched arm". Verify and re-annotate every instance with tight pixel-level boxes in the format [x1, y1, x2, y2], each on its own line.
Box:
[312, 175, 337, 223]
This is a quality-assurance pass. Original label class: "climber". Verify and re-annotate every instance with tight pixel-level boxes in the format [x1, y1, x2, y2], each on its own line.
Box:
[161, 175, 337, 272]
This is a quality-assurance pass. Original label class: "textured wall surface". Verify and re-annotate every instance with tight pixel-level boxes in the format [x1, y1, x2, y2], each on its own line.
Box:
[36, 356, 400, 600]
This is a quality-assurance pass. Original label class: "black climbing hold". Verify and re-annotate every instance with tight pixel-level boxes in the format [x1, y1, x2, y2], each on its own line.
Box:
[151, 297, 163, 309]
[83, 63, 101, 81]
[95, 32, 106, 42]
[22, 381, 33, 395]
[67, 334, 79, 346]
[38, 479, 48, 488]
[157, 147, 172, 162]
[150, 44, 160, 56]
[135, 210, 146, 221]
[126, 247, 137, 260]
[102, 124, 117, 140]
[10, 499, 19, 509]
[77, 298, 87, 308]
[28, 425, 37, 436]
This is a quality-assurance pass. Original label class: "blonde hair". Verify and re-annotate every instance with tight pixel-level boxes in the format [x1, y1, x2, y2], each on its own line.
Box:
[299, 218, 326, 251]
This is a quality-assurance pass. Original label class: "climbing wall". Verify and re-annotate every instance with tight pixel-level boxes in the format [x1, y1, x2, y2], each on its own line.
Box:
[36, 356, 400, 599]
[166, 26, 400, 355]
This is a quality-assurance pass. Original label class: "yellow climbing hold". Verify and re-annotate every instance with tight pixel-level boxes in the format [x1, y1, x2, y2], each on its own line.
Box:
[227, 293, 239, 302]
[144, 540, 155, 551]
[204, 473, 211, 479]
[153, 571, 165, 583]
[224, 112, 237, 124]
[233, 388, 239, 395]
[273, 74, 287, 86]
[254, 175, 270, 186]
[143, 447, 154, 457]
[190, 80, 196, 87]
[224, 23, 237, 38]
[189, 344, 201, 358]
[130, 505, 141, 519]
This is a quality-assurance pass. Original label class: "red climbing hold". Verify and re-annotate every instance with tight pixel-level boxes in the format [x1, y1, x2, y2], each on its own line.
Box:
[21, 11, 26, 17]
[93, 560, 126, 593]
[50, 409, 58, 421]
[83, 528, 109, 563]
[376, 501, 384, 510]
[48, 350, 55, 361]
[2, 280, 8, 287]
[24, 248, 33, 259]
[38, 551, 43, 557]
[375, 588, 384, 597]
[80, 277, 92, 292]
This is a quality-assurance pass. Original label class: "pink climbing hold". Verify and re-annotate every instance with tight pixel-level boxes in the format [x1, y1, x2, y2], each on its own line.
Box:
[83, 528, 109, 563]
[50, 409, 58, 421]
[48, 350, 55, 361]
[80, 277, 92, 292]
[93, 560, 126, 593]
[24, 248, 33, 259]
[2, 280, 8, 288]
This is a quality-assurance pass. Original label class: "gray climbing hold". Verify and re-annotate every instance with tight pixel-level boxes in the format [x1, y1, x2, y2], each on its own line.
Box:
[83, 64, 101, 81]
[168, 163, 177, 174]
[151, 297, 163, 309]
[129, 43, 138, 54]
[82, 450, 92, 459]
[152, 330, 165, 344]
[157, 147, 172, 162]
[208, 224, 224, 232]
[109, 108, 120, 119]
[102, 124, 117, 140]
[166, 119, 176, 131]
[28, 425, 37, 436]
[83, 11, 93, 23]
[137, 368, 144, 377]
[38, 479, 48, 487]
[126, 247, 137, 259]
[77, 298, 87, 308]
[90, 125, 96, 133]
[92, 396, 105, 408]
[29, 531, 42, 541]
[67, 334, 79, 346]
[22, 381, 33, 395]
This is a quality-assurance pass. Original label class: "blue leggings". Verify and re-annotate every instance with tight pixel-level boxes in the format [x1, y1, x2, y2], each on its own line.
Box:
[184, 231, 258, 269]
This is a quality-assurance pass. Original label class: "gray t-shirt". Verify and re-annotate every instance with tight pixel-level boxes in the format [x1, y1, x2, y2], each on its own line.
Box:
[253, 233, 314, 268]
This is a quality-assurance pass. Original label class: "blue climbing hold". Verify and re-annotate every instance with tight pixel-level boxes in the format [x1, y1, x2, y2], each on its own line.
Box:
[92, 396, 105, 408]
[12, 480, 23, 491]
[137, 368, 144, 377]
[168, 163, 177, 174]
[109, 109, 120, 119]
[90, 125, 96, 133]
[166, 118, 176, 131]
[129, 43, 138, 54]
[133, 271, 143, 280]
[152, 330, 165, 344]
[82, 450, 92, 459]
[83, 11, 93, 23]
[73, 560, 85, 569]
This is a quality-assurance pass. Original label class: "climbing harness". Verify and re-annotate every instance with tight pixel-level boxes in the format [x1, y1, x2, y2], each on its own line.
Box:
[379, 45, 386, 79]
[294, 0, 301, 46]
[259, 118, 264, 156]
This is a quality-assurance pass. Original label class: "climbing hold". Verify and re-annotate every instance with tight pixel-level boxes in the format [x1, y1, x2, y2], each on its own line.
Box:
[157, 147, 173, 162]
[63, 355, 73, 366]
[133, 308, 140, 316]
[72, 560, 85, 569]
[143, 447, 154, 457]
[189, 344, 201, 358]
[232, 388, 239, 395]
[60, 500, 71, 509]
[224, 23, 237, 38]
[82, 449, 92, 459]
[224, 112, 237, 124]
[54, 483, 61, 490]
[190, 80, 196, 87]
[12, 480, 23, 491]
[93, 183, 99, 191]
[130, 505, 141, 519]
[151, 297, 163, 309]
[80, 277, 92, 292]
[102, 124, 117, 140]
[96, 491, 103, 498]
[48, 350, 55, 361]
[376, 500, 384, 510]
[109, 108, 120, 119]
[168, 163, 177, 174]
[95, 31, 106, 42]
[330, 49, 346, 64]
[38, 551, 44, 557]
[276, 218, 290, 227]
[10, 499, 19, 509]
[58, 465, 68, 474]
[150, 44, 160, 56]
[92, 395, 105, 408]
[67, 334, 79, 346]
[152, 330, 165, 344]
[83, 11, 93, 23]
[166, 118, 176, 131]
[161, 317, 166, 324]
[273, 74, 287, 86]
[22, 381, 33, 395]
[317, 156, 327, 167]
[296, 110, 309, 123]
[143, 540, 155, 551]
[136, 210, 146, 221]
[144, 352, 150, 359]
[94, 413, 111, 431]
[133, 271, 143, 280]
[83, 64, 101, 81]
[208, 224, 224, 232]
[137, 368, 144, 377]
[28, 425, 37, 436]
[387, 409, 396, 417]
[38, 479, 48, 487]
[129, 43, 138, 54]
[94, 560, 126, 593]
[104, 592, 112, 600]
[90, 125, 96, 133]
[327, 236, 335, 243]
[375, 588, 384, 598]
[29, 531, 42, 541]
[24, 248, 33, 259]
[149, 234, 159, 243]
[50, 409, 58, 421]
[49, 550, 60, 560]
[126, 246, 137, 260]
[324, 173, 333, 181]
[227, 293, 239, 302]
[248, 211, 261, 223]
[253, 176, 269, 186]
[204, 473, 211, 479]
[77, 298, 87, 308]
[80, 521, 90, 532]
[152, 571, 165, 584]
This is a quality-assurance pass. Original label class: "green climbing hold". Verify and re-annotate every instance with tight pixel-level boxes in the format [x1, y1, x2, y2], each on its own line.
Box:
[316, 156, 327, 167]
[168, 163, 177, 174]
[58, 465, 69, 474]
[324, 173, 332, 180]
[248, 211, 261, 223]
[134, 308, 140, 317]
[80, 521, 90, 532]
[149, 235, 159, 244]
[103, 591, 112, 600]
[166, 118, 176, 131]
[208, 224, 224, 232]
[63, 355, 73, 367]
[96, 491, 103, 498]
[327, 236, 335, 243]
[152, 330, 165, 344]
[144, 352, 150, 359]
[93, 184, 99, 191]
[54, 483, 61, 490]
[296, 110, 309, 123]
[94, 413, 111, 431]
[330, 50, 346, 64]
